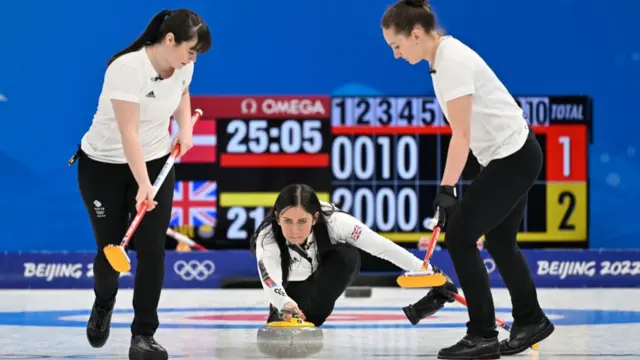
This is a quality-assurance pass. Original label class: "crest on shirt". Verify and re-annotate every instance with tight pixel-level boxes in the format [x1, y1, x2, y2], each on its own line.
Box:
[350, 225, 363, 242]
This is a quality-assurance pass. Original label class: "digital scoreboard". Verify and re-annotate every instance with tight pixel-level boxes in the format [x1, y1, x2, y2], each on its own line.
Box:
[173, 95, 591, 249]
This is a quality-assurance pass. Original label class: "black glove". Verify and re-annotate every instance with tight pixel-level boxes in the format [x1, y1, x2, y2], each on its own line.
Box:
[432, 185, 458, 228]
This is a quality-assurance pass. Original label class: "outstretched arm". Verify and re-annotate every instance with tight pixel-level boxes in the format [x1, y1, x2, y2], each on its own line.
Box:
[255, 234, 294, 311]
[331, 211, 426, 272]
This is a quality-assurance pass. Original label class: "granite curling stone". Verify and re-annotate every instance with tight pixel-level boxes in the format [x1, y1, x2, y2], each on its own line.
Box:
[256, 312, 324, 358]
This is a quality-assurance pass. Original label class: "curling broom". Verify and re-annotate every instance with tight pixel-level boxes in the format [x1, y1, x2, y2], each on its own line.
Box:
[396, 210, 447, 288]
[166, 228, 207, 251]
[103, 109, 203, 272]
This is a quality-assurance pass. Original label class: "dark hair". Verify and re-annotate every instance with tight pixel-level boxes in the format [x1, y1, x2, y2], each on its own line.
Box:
[249, 184, 336, 286]
[108, 9, 212, 66]
[381, 0, 438, 37]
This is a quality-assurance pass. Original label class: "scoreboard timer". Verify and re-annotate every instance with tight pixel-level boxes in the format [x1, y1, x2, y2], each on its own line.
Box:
[174, 95, 591, 249]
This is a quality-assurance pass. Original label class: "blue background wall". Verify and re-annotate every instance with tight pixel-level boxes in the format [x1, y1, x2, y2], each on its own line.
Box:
[0, 0, 637, 251]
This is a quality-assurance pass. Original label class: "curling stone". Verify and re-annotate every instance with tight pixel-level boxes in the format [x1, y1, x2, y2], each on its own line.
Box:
[344, 286, 372, 298]
[256, 310, 324, 358]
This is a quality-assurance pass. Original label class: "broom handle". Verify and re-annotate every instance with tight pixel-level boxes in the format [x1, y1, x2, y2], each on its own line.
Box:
[119, 109, 203, 248]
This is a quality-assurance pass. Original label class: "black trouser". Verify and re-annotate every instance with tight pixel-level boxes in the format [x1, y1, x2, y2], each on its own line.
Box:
[285, 244, 361, 326]
[77, 150, 175, 336]
[444, 128, 544, 338]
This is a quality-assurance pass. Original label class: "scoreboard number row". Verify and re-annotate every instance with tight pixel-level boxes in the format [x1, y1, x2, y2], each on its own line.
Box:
[332, 97, 445, 126]
[332, 136, 419, 180]
[210, 178, 587, 244]
[332, 96, 588, 128]
[332, 187, 421, 232]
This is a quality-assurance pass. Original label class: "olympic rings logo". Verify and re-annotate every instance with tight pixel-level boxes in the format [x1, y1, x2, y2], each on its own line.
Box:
[484, 258, 496, 274]
[173, 260, 215, 281]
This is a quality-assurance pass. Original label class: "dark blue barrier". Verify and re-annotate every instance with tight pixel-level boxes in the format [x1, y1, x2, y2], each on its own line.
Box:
[421, 249, 640, 288]
[1, 249, 639, 289]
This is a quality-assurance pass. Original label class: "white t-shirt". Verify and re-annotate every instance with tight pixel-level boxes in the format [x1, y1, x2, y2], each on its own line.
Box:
[255, 202, 424, 310]
[81, 47, 194, 164]
[430, 36, 529, 167]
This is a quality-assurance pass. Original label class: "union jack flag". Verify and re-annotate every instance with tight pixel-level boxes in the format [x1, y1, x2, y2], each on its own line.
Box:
[170, 181, 218, 227]
[350, 225, 362, 242]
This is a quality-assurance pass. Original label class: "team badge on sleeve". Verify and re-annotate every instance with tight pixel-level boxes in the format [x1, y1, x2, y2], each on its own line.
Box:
[350, 225, 363, 242]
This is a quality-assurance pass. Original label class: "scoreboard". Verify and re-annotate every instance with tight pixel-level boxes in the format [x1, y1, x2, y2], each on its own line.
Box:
[173, 95, 592, 249]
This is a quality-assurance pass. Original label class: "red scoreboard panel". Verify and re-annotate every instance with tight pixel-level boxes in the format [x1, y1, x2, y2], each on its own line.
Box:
[174, 95, 591, 249]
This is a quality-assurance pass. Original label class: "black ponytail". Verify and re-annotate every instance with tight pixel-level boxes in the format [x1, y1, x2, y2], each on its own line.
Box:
[309, 207, 335, 270]
[250, 210, 293, 286]
[108, 10, 171, 66]
[107, 9, 211, 67]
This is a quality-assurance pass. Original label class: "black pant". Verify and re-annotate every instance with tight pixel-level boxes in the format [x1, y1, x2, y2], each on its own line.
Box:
[285, 244, 360, 326]
[77, 150, 175, 336]
[445, 128, 544, 338]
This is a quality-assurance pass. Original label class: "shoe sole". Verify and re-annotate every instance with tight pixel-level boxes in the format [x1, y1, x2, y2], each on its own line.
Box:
[129, 349, 168, 360]
[437, 351, 501, 359]
[501, 322, 555, 356]
[86, 327, 109, 348]
[86, 334, 108, 348]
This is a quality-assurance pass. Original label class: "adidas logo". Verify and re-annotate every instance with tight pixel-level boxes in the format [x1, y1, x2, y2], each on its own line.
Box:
[145, 90, 155, 98]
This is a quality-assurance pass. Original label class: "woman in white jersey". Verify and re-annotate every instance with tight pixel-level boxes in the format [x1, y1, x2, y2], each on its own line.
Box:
[250, 183, 457, 326]
[381, 1, 554, 359]
[71, 9, 210, 360]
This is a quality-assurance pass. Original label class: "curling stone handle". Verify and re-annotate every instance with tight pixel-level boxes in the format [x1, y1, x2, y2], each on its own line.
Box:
[281, 308, 304, 323]
[281, 308, 300, 318]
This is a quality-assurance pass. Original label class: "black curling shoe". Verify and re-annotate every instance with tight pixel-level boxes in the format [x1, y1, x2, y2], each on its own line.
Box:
[499, 315, 554, 355]
[86, 300, 114, 348]
[403, 267, 458, 325]
[129, 335, 168, 360]
[438, 334, 501, 359]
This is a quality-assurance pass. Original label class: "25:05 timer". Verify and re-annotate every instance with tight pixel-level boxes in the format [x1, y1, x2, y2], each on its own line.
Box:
[225, 119, 326, 154]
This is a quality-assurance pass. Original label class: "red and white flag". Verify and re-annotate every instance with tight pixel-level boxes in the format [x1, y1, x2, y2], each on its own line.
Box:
[169, 118, 217, 163]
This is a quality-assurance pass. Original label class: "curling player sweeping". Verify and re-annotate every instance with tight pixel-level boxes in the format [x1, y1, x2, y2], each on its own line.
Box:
[381, 0, 556, 357]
